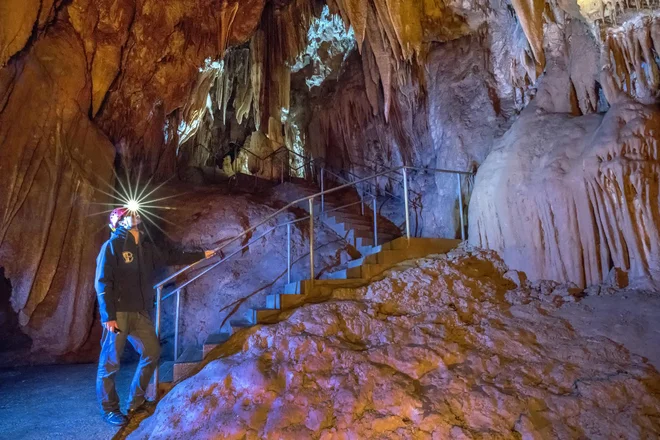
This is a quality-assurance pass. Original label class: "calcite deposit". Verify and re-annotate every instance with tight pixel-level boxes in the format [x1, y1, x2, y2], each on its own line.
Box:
[1, 0, 660, 365]
[469, 98, 660, 288]
[126, 248, 660, 438]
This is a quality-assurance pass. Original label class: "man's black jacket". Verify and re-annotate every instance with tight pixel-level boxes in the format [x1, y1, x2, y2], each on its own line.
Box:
[94, 226, 204, 323]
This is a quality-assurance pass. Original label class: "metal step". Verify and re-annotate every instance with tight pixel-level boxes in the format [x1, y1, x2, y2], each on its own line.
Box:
[173, 346, 203, 382]
[229, 319, 254, 333]
[266, 293, 304, 309]
[325, 269, 347, 280]
[247, 308, 282, 324]
[203, 332, 231, 357]
[387, 237, 461, 251]
[327, 238, 462, 280]
[347, 257, 365, 268]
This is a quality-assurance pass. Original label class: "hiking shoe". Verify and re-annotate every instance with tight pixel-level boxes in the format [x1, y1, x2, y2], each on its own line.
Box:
[103, 410, 128, 426]
[128, 400, 157, 417]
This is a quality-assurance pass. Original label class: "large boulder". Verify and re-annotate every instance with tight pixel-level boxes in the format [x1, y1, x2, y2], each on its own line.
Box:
[126, 248, 660, 438]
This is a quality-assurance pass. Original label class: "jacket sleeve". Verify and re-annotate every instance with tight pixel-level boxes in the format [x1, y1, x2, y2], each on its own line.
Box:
[95, 241, 118, 323]
[153, 246, 205, 268]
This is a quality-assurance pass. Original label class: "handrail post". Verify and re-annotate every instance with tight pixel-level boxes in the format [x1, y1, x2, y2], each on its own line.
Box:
[154, 285, 162, 398]
[309, 198, 315, 284]
[287, 223, 292, 284]
[174, 289, 180, 361]
[361, 194, 365, 216]
[320, 167, 325, 213]
[287, 150, 291, 181]
[457, 173, 465, 241]
[373, 197, 378, 246]
[402, 167, 411, 241]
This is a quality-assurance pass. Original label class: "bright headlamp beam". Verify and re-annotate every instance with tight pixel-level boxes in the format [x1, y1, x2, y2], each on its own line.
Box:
[126, 200, 140, 213]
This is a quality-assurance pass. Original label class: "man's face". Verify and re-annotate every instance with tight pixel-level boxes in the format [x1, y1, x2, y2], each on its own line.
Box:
[121, 213, 141, 229]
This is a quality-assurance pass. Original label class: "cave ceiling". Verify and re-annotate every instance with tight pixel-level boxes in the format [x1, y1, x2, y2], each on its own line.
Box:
[1, 0, 659, 175]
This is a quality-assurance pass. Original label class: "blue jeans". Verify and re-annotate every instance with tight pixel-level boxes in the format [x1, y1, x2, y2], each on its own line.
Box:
[96, 311, 160, 412]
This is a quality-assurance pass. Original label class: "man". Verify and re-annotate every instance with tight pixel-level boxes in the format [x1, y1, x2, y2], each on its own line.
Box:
[95, 207, 213, 425]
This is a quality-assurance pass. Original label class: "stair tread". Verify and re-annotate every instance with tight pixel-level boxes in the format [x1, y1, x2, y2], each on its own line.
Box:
[204, 332, 231, 345]
[159, 361, 174, 383]
[175, 346, 203, 363]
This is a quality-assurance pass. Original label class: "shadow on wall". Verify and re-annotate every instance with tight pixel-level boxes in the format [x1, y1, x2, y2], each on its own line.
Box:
[0, 267, 32, 353]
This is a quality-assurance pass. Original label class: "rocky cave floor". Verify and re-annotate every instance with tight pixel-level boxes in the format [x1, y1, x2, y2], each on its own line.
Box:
[2, 247, 659, 440]
[0, 362, 136, 439]
[121, 247, 660, 439]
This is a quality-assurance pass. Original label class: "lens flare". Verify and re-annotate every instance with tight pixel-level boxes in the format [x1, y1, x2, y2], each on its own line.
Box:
[87, 161, 188, 242]
[126, 199, 140, 213]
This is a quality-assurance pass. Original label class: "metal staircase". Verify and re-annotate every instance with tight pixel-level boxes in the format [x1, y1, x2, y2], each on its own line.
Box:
[149, 159, 472, 398]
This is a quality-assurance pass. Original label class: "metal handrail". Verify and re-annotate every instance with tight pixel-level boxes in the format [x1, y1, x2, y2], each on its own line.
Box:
[155, 165, 470, 290]
[154, 167, 399, 290]
[152, 164, 471, 392]
[320, 163, 426, 213]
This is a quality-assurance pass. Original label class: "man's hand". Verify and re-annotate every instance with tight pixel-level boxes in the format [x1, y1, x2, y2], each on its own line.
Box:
[204, 250, 215, 259]
[104, 320, 120, 333]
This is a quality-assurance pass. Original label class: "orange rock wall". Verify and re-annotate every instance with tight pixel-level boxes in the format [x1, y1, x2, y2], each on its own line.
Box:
[0, 0, 265, 360]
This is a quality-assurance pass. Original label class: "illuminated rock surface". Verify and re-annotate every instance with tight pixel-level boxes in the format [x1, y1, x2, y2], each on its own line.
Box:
[469, 98, 660, 288]
[2, 0, 660, 365]
[154, 185, 353, 353]
[126, 248, 660, 439]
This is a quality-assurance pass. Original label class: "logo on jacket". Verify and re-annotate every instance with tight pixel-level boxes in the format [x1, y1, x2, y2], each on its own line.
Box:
[122, 251, 134, 263]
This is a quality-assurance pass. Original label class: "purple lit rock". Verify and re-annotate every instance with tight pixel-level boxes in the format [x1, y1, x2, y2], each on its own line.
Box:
[127, 248, 660, 438]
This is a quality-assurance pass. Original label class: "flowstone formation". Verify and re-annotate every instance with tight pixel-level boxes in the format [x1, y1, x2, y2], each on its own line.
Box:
[127, 248, 660, 439]
[468, 12, 660, 287]
[469, 98, 660, 288]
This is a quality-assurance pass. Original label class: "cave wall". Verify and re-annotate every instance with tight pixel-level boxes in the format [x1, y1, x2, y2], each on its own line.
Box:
[304, 4, 531, 238]
[468, 12, 660, 288]
[1, 0, 659, 362]
[0, 0, 266, 361]
[0, 22, 115, 360]
[302, 4, 660, 287]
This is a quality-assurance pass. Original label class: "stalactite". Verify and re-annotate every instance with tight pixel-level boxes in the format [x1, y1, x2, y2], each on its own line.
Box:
[179, 66, 219, 146]
[216, 2, 239, 56]
[327, 0, 468, 124]
[233, 48, 253, 124]
[510, 0, 546, 71]
[362, 39, 380, 115]
[331, 0, 369, 51]
[365, 2, 394, 120]
[221, 53, 234, 124]
[603, 14, 660, 103]
[250, 29, 265, 131]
